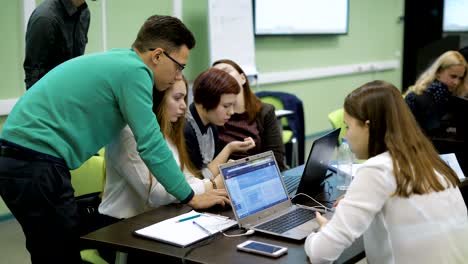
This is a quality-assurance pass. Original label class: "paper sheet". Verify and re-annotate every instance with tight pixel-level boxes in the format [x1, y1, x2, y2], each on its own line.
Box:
[134, 210, 237, 247]
[440, 153, 466, 180]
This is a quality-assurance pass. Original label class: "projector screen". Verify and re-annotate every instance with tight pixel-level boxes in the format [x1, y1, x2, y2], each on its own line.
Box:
[443, 0, 468, 32]
[254, 0, 349, 35]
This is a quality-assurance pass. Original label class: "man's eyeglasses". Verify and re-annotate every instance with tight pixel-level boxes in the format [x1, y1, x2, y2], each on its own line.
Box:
[149, 48, 185, 72]
[163, 51, 185, 72]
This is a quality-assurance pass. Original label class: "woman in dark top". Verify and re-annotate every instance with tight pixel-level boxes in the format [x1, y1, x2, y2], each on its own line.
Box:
[184, 68, 256, 180]
[213, 59, 287, 171]
[405, 50, 468, 137]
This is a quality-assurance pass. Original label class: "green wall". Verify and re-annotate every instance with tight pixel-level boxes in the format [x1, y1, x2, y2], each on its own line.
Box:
[0, 0, 174, 98]
[0, 0, 404, 217]
[1, 0, 404, 134]
[1, 1, 25, 99]
[183, 0, 404, 136]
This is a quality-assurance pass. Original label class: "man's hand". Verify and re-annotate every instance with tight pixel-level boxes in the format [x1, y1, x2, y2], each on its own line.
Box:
[187, 189, 231, 209]
[315, 211, 329, 229]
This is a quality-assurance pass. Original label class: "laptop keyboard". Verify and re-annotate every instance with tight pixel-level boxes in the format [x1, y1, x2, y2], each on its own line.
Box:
[283, 175, 301, 194]
[256, 207, 315, 234]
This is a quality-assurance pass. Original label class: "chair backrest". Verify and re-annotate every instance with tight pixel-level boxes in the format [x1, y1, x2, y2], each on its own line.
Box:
[80, 249, 109, 264]
[258, 96, 288, 127]
[71, 155, 106, 197]
[97, 147, 105, 157]
[257, 94, 297, 167]
[256, 91, 305, 165]
[71, 156, 108, 263]
[327, 108, 346, 144]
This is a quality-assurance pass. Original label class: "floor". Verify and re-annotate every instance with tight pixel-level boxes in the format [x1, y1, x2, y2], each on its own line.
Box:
[0, 219, 30, 264]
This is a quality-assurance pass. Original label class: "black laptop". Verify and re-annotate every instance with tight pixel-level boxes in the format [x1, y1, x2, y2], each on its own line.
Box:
[450, 96, 468, 140]
[282, 128, 340, 196]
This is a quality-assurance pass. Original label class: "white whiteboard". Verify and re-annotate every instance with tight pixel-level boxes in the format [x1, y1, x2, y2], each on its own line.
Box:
[255, 0, 348, 35]
[208, 0, 257, 76]
[443, 0, 468, 32]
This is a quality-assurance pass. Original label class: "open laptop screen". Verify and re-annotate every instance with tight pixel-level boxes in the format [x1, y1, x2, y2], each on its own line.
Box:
[220, 155, 289, 219]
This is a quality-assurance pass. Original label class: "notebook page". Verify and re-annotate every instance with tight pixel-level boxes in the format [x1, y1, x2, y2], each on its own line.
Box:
[134, 210, 237, 247]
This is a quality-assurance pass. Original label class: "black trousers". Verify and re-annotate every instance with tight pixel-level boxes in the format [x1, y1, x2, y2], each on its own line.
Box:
[0, 140, 82, 264]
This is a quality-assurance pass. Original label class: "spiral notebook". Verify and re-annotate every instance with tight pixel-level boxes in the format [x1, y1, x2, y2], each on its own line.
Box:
[134, 210, 237, 247]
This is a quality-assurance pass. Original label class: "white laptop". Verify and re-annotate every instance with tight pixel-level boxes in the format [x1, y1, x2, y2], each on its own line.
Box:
[219, 151, 331, 240]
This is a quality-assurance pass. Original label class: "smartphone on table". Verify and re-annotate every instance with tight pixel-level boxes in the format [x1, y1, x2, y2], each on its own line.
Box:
[237, 240, 288, 258]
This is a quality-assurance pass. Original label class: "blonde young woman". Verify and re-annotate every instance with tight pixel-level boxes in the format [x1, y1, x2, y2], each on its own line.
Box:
[99, 77, 228, 220]
[305, 81, 468, 264]
[405, 50, 468, 136]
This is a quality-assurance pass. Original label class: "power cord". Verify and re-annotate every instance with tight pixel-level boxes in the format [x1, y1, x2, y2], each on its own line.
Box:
[292, 192, 335, 213]
[181, 233, 217, 264]
[181, 226, 255, 263]
[221, 229, 255, 237]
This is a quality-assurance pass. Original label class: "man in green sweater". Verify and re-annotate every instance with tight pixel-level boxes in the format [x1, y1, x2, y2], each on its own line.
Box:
[0, 15, 229, 264]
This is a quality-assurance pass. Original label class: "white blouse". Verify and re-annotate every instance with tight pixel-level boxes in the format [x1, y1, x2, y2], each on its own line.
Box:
[99, 126, 206, 219]
[305, 152, 468, 264]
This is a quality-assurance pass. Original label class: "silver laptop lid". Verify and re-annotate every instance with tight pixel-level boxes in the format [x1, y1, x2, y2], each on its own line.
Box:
[219, 151, 292, 227]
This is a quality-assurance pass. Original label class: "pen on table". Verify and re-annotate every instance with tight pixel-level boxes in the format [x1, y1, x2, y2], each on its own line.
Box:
[193, 221, 212, 236]
[176, 214, 201, 223]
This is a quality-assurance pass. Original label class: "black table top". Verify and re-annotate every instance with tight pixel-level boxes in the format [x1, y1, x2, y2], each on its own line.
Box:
[81, 169, 365, 264]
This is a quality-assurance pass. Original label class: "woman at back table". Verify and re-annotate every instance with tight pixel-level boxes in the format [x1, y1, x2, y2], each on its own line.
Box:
[405, 50, 468, 137]
[305, 80, 468, 264]
[184, 68, 256, 180]
[213, 59, 287, 171]
[99, 77, 228, 219]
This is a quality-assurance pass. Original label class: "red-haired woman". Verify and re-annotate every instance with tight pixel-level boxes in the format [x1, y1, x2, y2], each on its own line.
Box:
[184, 68, 256, 180]
[213, 59, 287, 171]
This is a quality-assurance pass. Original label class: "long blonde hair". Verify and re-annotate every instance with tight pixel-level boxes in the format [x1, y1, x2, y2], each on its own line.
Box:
[345, 80, 459, 197]
[407, 50, 468, 96]
[153, 76, 200, 178]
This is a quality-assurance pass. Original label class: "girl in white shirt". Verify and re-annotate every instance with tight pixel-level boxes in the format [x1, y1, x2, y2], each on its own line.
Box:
[99, 77, 227, 219]
[305, 80, 468, 264]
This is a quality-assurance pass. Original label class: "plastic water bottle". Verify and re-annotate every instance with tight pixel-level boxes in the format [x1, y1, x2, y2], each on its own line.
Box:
[337, 139, 353, 190]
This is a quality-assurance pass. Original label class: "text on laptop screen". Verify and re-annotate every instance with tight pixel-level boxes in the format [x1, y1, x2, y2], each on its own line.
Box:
[221, 156, 289, 219]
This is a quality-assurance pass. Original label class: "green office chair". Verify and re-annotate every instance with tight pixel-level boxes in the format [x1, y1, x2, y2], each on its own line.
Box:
[328, 92, 404, 144]
[259, 96, 298, 167]
[71, 155, 107, 264]
[327, 108, 346, 144]
[97, 147, 105, 157]
[71, 155, 106, 197]
[81, 249, 109, 264]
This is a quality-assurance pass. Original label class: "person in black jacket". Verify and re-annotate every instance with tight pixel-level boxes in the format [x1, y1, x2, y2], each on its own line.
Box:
[405, 50, 468, 137]
[24, 0, 95, 89]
